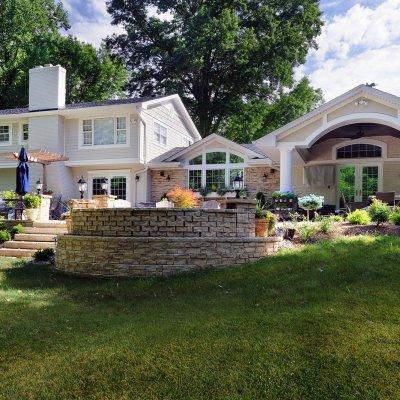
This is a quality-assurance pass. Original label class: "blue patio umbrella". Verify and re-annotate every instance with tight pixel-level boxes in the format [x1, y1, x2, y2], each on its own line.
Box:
[16, 147, 30, 196]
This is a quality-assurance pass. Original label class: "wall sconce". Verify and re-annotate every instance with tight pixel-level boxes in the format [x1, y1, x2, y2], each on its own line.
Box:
[135, 175, 140, 182]
[166, 175, 171, 181]
[263, 173, 268, 180]
[270, 168, 276, 174]
[160, 171, 165, 177]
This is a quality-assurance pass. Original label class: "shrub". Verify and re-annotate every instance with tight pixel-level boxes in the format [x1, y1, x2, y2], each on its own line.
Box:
[329, 215, 344, 222]
[0, 230, 11, 243]
[368, 199, 391, 226]
[297, 223, 319, 242]
[318, 217, 333, 234]
[34, 248, 55, 262]
[390, 208, 400, 225]
[167, 187, 198, 208]
[11, 223, 24, 237]
[1, 190, 17, 206]
[347, 209, 371, 225]
[23, 194, 42, 209]
[298, 194, 324, 220]
[0, 217, 5, 230]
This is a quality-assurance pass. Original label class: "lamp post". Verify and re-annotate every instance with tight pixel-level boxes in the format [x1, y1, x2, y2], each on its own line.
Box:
[36, 179, 43, 195]
[233, 174, 244, 199]
[101, 178, 108, 195]
[77, 177, 87, 199]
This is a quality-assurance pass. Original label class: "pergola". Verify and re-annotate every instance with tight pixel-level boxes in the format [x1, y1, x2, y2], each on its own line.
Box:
[0, 149, 69, 190]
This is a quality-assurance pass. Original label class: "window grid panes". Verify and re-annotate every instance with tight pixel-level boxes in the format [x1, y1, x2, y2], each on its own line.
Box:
[83, 117, 127, 146]
[0, 126, 10, 143]
[206, 169, 225, 190]
[229, 169, 244, 186]
[337, 144, 382, 159]
[83, 119, 93, 145]
[154, 122, 167, 145]
[92, 178, 106, 196]
[110, 177, 127, 200]
[206, 152, 226, 164]
[189, 170, 202, 190]
[116, 117, 127, 144]
[22, 124, 29, 142]
[230, 154, 244, 163]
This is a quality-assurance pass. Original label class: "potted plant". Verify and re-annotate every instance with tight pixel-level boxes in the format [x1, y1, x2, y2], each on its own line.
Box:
[198, 187, 209, 198]
[239, 188, 249, 199]
[255, 203, 277, 237]
[43, 188, 53, 195]
[207, 184, 218, 198]
[298, 194, 324, 221]
[23, 193, 42, 221]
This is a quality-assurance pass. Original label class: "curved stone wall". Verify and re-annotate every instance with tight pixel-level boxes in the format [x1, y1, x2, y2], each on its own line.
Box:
[56, 236, 282, 277]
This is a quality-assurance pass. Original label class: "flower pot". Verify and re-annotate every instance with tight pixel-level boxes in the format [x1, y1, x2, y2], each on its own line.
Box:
[284, 228, 296, 240]
[255, 219, 270, 237]
[25, 208, 39, 222]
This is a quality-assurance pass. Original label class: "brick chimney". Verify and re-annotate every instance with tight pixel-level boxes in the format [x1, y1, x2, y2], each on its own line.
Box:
[29, 64, 66, 111]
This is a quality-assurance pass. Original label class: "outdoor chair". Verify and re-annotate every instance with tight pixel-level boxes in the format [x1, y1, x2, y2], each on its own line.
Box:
[375, 191, 395, 206]
[202, 200, 220, 210]
[50, 194, 62, 220]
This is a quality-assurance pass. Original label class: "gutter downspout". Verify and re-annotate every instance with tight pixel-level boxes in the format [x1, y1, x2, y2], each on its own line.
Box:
[135, 109, 148, 205]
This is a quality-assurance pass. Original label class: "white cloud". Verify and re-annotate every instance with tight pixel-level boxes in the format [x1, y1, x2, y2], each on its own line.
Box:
[305, 0, 400, 100]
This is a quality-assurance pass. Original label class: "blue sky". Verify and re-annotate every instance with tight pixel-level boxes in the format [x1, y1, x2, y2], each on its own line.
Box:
[61, 0, 400, 101]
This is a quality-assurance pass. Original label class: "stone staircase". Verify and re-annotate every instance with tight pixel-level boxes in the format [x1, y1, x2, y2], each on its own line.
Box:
[0, 221, 67, 258]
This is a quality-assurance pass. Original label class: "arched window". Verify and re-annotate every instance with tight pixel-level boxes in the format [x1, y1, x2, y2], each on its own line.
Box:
[337, 143, 382, 159]
[187, 151, 245, 190]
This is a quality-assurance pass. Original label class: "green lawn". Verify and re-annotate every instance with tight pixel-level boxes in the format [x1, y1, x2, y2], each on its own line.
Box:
[1, 236, 400, 400]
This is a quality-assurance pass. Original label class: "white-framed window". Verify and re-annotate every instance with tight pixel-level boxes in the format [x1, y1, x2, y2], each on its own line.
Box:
[21, 123, 29, 143]
[0, 125, 11, 145]
[154, 122, 167, 145]
[89, 170, 131, 200]
[186, 150, 246, 190]
[182, 137, 192, 147]
[81, 116, 128, 148]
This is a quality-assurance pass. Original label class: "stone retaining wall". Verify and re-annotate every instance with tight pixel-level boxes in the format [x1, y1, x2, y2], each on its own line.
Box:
[56, 235, 282, 277]
[70, 207, 255, 238]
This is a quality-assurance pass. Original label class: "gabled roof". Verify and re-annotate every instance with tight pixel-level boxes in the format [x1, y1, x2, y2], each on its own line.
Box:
[254, 84, 400, 145]
[160, 133, 272, 164]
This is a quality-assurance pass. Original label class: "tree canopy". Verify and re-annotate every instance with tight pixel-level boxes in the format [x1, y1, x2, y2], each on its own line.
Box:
[107, 0, 324, 139]
[0, 0, 127, 110]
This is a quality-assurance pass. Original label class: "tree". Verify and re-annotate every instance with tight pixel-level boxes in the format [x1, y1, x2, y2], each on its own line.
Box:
[106, 0, 323, 137]
[221, 78, 324, 143]
[0, 0, 127, 109]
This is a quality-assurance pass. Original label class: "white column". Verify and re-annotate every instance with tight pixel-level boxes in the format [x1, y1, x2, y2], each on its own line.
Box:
[279, 148, 293, 192]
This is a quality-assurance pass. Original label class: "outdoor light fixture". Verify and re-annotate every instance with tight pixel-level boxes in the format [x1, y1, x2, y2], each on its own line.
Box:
[36, 179, 43, 195]
[166, 175, 171, 181]
[101, 178, 109, 195]
[135, 175, 140, 181]
[233, 174, 244, 199]
[77, 176, 87, 199]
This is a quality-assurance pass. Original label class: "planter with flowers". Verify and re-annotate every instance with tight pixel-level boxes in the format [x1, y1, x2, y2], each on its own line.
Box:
[255, 203, 277, 237]
[23, 194, 42, 221]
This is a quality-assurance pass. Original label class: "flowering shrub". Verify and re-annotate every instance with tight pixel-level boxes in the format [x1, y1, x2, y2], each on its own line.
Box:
[167, 187, 198, 208]
[390, 207, 400, 226]
[271, 191, 296, 199]
[298, 194, 324, 211]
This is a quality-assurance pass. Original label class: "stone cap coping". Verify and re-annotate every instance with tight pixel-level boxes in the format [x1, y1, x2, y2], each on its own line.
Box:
[61, 235, 283, 243]
[220, 199, 258, 205]
[71, 207, 238, 213]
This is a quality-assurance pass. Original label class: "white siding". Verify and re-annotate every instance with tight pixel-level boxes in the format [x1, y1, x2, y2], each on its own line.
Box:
[143, 103, 196, 162]
[0, 169, 15, 192]
[64, 114, 140, 161]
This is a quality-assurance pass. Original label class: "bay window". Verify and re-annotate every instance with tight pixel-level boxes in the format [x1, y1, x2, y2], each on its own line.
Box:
[82, 116, 127, 147]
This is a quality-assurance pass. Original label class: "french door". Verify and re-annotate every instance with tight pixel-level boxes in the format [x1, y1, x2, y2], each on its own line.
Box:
[337, 164, 381, 208]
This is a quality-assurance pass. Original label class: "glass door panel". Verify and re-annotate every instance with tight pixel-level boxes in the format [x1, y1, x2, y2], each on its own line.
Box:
[338, 165, 356, 208]
[362, 166, 379, 202]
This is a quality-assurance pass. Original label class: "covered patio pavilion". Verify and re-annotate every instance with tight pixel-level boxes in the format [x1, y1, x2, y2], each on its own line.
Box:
[255, 84, 400, 211]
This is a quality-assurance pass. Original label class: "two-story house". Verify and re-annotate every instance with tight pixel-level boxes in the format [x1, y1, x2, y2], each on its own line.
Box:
[0, 65, 277, 206]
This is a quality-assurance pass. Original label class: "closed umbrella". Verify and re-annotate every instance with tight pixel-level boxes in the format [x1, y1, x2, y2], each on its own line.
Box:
[16, 147, 30, 195]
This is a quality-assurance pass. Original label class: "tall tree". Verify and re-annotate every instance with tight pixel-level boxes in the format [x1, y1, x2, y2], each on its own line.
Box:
[107, 0, 323, 137]
[0, 0, 127, 110]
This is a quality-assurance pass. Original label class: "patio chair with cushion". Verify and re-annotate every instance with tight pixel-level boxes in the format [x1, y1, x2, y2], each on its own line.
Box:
[375, 191, 395, 206]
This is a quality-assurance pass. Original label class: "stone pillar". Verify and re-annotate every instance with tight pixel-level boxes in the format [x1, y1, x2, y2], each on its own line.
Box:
[279, 148, 293, 192]
[220, 199, 258, 238]
[92, 195, 117, 209]
[38, 195, 52, 221]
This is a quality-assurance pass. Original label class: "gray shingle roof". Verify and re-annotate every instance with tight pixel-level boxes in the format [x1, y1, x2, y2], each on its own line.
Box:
[0, 95, 170, 116]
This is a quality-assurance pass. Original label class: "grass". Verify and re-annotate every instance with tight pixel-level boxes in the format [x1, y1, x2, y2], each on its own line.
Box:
[1, 236, 400, 399]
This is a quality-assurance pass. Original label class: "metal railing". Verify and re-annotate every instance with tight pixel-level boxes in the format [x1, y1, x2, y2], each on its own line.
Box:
[0, 198, 25, 220]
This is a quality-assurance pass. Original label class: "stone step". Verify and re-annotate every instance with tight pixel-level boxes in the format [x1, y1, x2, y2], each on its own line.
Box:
[33, 221, 67, 228]
[23, 227, 67, 235]
[14, 233, 57, 242]
[0, 248, 36, 258]
[3, 241, 56, 250]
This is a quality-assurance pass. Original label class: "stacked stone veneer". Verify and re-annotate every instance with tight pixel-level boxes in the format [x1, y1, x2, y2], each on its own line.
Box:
[56, 203, 282, 277]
